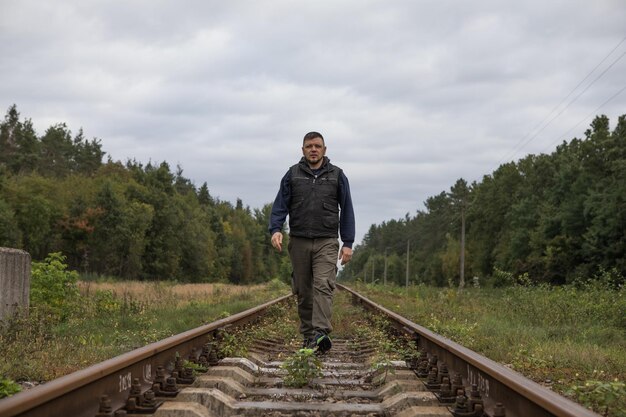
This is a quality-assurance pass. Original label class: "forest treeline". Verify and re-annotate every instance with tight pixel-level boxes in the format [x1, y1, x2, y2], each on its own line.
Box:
[341, 114, 625, 286]
[2, 105, 624, 286]
[0, 105, 290, 282]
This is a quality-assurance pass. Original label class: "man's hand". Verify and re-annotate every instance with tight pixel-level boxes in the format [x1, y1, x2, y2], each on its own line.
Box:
[271, 232, 283, 252]
[339, 246, 352, 265]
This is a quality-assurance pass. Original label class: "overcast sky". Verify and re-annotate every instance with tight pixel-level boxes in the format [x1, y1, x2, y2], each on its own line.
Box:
[1, 1, 625, 246]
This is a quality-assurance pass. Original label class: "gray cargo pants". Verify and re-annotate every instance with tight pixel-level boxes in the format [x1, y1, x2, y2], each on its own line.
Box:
[288, 236, 339, 339]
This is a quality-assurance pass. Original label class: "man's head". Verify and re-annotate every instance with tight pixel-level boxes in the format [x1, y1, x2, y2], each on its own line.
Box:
[303, 131, 324, 145]
[302, 131, 326, 169]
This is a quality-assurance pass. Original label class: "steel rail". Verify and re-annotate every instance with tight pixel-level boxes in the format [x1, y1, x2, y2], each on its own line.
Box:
[337, 284, 599, 417]
[0, 293, 292, 417]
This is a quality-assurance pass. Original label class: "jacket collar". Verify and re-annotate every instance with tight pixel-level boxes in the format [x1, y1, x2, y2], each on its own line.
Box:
[298, 156, 332, 175]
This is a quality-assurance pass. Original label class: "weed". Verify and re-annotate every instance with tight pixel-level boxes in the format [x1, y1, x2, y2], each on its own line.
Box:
[368, 354, 395, 385]
[568, 378, 626, 417]
[400, 339, 420, 369]
[426, 314, 478, 347]
[218, 330, 249, 358]
[510, 347, 549, 371]
[281, 348, 323, 388]
[182, 360, 206, 375]
[217, 311, 231, 319]
[0, 378, 21, 399]
[268, 278, 289, 293]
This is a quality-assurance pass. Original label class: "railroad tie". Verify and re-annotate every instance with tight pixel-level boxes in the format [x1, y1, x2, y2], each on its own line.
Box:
[154, 337, 451, 417]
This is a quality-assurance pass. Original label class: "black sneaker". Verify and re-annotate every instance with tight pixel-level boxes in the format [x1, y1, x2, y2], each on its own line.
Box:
[315, 332, 332, 354]
[302, 338, 316, 349]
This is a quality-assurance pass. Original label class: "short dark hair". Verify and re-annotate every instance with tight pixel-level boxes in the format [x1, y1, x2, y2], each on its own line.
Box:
[303, 131, 324, 145]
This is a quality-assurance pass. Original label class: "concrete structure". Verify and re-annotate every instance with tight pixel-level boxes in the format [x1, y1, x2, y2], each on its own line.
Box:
[0, 247, 30, 321]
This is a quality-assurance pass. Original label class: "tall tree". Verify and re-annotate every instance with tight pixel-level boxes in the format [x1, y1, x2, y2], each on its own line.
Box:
[0, 105, 40, 174]
[71, 129, 105, 174]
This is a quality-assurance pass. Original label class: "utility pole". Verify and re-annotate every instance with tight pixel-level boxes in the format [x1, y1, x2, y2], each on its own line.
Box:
[405, 240, 410, 289]
[364, 262, 367, 283]
[371, 258, 375, 284]
[459, 205, 466, 289]
[383, 248, 388, 286]
[449, 177, 469, 290]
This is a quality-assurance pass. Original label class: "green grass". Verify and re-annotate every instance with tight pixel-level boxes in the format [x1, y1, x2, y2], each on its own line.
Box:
[0, 278, 291, 383]
[349, 281, 626, 416]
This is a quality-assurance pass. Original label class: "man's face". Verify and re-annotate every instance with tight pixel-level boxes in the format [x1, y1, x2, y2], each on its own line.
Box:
[302, 137, 326, 166]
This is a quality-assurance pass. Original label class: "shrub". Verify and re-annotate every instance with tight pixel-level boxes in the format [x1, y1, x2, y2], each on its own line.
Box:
[491, 267, 514, 287]
[30, 253, 79, 320]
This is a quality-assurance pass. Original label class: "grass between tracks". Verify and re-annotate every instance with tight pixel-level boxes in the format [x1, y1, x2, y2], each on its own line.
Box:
[349, 281, 626, 417]
[214, 289, 412, 388]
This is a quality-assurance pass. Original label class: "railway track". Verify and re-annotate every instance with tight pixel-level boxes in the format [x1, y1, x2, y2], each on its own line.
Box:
[0, 285, 598, 417]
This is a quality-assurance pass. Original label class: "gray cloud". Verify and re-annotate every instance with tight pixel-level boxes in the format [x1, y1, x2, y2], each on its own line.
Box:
[2, 0, 625, 245]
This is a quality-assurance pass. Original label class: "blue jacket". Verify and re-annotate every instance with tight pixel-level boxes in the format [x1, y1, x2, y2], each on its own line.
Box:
[269, 157, 355, 248]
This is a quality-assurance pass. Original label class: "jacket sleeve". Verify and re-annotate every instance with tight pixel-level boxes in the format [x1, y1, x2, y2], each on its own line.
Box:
[269, 170, 291, 235]
[338, 171, 355, 248]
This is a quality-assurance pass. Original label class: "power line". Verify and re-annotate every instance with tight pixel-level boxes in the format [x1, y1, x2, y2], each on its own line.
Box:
[540, 83, 626, 154]
[500, 49, 625, 164]
[496, 35, 626, 166]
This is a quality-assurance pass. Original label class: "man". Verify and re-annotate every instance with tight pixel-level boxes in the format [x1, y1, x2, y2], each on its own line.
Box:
[269, 131, 355, 353]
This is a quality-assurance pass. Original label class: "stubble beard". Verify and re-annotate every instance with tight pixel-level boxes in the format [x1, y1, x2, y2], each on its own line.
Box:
[305, 153, 324, 167]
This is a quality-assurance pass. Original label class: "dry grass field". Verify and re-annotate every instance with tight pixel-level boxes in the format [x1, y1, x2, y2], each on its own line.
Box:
[78, 281, 269, 304]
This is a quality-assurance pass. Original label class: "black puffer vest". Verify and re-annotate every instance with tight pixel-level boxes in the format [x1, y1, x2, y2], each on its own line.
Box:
[289, 157, 341, 238]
